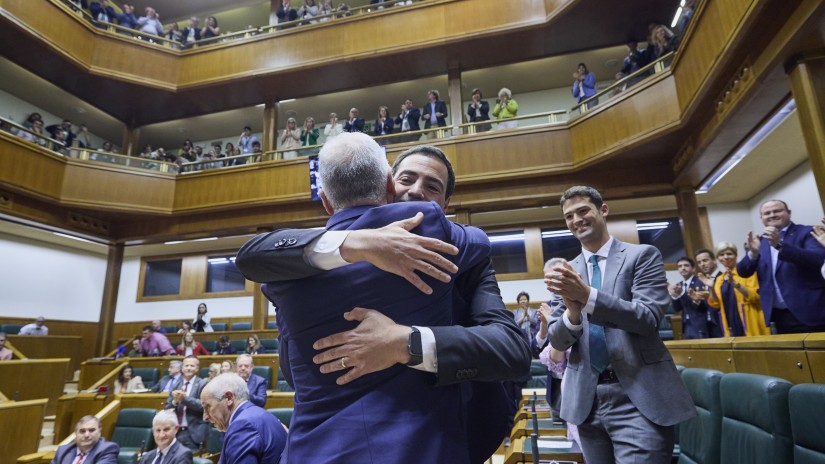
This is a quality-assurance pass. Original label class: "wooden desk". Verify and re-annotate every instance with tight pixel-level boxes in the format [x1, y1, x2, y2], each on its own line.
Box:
[0, 359, 70, 415]
[1, 399, 48, 463]
[510, 418, 568, 440]
[504, 436, 583, 463]
[8, 335, 83, 381]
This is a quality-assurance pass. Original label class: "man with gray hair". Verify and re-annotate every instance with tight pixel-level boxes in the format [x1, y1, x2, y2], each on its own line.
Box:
[235, 354, 267, 407]
[163, 356, 208, 450]
[138, 410, 192, 464]
[256, 133, 492, 463]
[51, 416, 119, 464]
[200, 373, 286, 463]
[152, 360, 182, 393]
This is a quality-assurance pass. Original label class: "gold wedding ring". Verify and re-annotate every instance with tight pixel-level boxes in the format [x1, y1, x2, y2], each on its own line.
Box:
[340, 357, 348, 369]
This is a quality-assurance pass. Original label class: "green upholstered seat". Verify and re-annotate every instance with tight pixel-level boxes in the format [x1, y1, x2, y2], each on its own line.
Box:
[130, 368, 160, 391]
[678, 368, 723, 464]
[789, 383, 825, 464]
[268, 407, 293, 428]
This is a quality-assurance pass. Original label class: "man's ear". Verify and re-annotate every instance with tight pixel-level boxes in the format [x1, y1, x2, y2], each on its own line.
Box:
[600, 203, 609, 218]
[319, 190, 334, 215]
[385, 171, 396, 204]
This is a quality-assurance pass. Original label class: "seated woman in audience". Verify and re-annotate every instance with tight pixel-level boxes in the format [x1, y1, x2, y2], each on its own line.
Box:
[126, 339, 143, 357]
[697, 241, 770, 337]
[220, 360, 236, 373]
[492, 87, 519, 130]
[298, 0, 320, 23]
[176, 332, 210, 357]
[177, 320, 194, 334]
[208, 363, 221, 380]
[114, 364, 145, 394]
[22, 112, 42, 130]
[373, 106, 394, 144]
[280, 117, 301, 159]
[201, 16, 220, 42]
[192, 302, 214, 332]
[245, 334, 265, 355]
[572, 62, 597, 109]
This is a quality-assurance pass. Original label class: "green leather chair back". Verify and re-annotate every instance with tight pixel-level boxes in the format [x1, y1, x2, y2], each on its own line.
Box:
[678, 368, 723, 464]
[719, 373, 792, 464]
[260, 338, 279, 353]
[268, 408, 293, 428]
[211, 323, 227, 332]
[131, 368, 160, 390]
[206, 426, 225, 454]
[789, 383, 825, 464]
[252, 366, 272, 389]
[277, 367, 294, 392]
[231, 322, 252, 331]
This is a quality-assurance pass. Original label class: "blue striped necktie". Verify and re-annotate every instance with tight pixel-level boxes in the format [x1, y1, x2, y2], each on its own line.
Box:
[588, 255, 609, 373]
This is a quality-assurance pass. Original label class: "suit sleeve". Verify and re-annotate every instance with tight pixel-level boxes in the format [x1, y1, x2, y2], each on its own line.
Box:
[96, 442, 120, 464]
[235, 228, 326, 282]
[736, 250, 760, 278]
[779, 229, 825, 270]
[180, 382, 204, 413]
[222, 420, 265, 464]
[249, 379, 267, 407]
[429, 258, 532, 386]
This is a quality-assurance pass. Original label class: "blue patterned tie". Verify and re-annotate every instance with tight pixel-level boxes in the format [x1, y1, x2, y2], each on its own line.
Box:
[588, 255, 609, 373]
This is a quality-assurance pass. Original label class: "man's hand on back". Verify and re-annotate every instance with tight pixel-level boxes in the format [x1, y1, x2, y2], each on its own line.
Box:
[340, 212, 459, 294]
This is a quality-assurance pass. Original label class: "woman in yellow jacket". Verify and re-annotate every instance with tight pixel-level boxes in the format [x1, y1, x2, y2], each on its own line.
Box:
[492, 87, 519, 130]
[698, 241, 770, 337]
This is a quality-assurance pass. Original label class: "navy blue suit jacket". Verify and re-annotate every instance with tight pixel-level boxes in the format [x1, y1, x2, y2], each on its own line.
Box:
[245, 373, 267, 408]
[737, 222, 825, 326]
[262, 201, 490, 463]
[51, 439, 119, 464]
[343, 118, 365, 133]
[395, 108, 421, 132]
[422, 100, 448, 128]
[672, 276, 711, 339]
[220, 401, 286, 464]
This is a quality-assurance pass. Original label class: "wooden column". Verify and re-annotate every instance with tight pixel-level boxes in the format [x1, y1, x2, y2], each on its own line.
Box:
[787, 55, 825, 211]
[452, 208, 470, 224]
[675, 188, 705, 258]
[96, 243, 123, 357]
[263, 101, 278, 153]
[252, 283, 268, 331]
[447, 68, 464, 130]
[120, 126, 140, 156]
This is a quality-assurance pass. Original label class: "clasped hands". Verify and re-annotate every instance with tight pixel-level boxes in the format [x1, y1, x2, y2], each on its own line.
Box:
[544, 260, 591, 325]
[171, 389, 187, 403]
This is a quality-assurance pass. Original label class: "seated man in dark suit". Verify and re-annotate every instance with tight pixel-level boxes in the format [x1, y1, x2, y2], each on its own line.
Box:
[152, 360, 182, 393]
[51, 416, 119, 464]
[139, 410, 193, 464]
[200, 374, 287, 463]
[235, 354, 267, 407]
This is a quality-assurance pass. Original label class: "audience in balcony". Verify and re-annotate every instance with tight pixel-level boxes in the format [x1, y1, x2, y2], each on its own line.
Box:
[177, 332, 210, 357]
[238, 126, 259, 155]
[324, 112, 344, 141]
[137, 7, 164, 37]
[22, 112, 42, 130]
[17, 119, 47, 146]
[298, 0, 320, 22]
[300, 116, 320, 153]
[88, 0, 117, 28]
[114, 364, 146, 394]
[164, 22, 182, 48]
[19, 316, 48, 336]
[649, 24, 679, 61]
[492, 87, 518, 130]
[152, 360, 183, 393]
[193, 302, 214, 332]
[117, 4, 139, 29]
[319, 0, 349, 20]
[245, 335, 265, 355]
[373, 105, 394, 143]
[395, 98, 420, 141]
[202, 16, 221, 41]
[343, 107, 365, 133]
[572, 62, 597, 109]
[421, 89, 448, 137]
[621, 39, 652, 87]
[140, 325, 175, 356]
[214, 335, 237, 355]
[46, 120, 87, 148]
[467, 88, 491, 132]
[0, 332, 12, 360]
[277, 0, 299, 24]
[180, 17, 200, 47]
[280, 117, 301, 159]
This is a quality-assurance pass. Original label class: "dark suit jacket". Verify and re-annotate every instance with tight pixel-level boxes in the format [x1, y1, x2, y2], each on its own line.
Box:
[373, 117, 394, 135]
[736, 222, 825, 326]
[394, 108, 421, 132]
[164, 376, 210, 446]
[260, 201, 491, 463]
[152, 374, 181, 393]
[51, 439, 119, 464]
[221, 401, 287, 464]
[138, 440, 193, 464]
[671, 276, 711, 339]
[421, 100, 448, 128]
[245, 373, 267, 408]
[466, 101, 490, 122]
[545, 239, 695, 427]
[343, 118, 365, 133]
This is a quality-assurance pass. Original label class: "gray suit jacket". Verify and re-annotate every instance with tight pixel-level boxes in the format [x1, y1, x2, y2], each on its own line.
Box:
[546, 239, 695, 427]
[163, 376, 210, 446]
[138, 440, 193, 464]
[51, 439, 119, 464]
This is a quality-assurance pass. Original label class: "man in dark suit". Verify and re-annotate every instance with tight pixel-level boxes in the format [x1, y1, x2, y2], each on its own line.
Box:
[235, 144, 529, 462]
[163, 357, 209, 450]
[421, 89, 448, 130]
[139, 410, 193, 464]
[668, 256, 711, 339]
[235, 354, 267, 407]
[541, 186, 695, 463]
[395, 98, 421, 142]
[201, 374, 287, 463]
[343, 107, 365, 133]
[737, 200, 825, 333]
[694, 248, 724, 337]
[51, 416, 119, 464]
[152, 360, 182, 393]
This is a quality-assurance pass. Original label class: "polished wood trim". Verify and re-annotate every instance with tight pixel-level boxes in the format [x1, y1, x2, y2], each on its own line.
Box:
[787, 56, 825, 211]
[0, 358, 70, 415]
[97, 244, 123, 356]
[7, 336, 83, 381]
[0, 398, 47, 463]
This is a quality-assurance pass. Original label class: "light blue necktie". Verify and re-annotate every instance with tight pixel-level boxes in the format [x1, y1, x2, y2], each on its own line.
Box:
[588, 255, 609, 373]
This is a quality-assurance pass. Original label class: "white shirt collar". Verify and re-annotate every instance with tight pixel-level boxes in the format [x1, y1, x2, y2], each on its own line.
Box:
[581, 236, 614, 263]
[157, 438, 177, 455]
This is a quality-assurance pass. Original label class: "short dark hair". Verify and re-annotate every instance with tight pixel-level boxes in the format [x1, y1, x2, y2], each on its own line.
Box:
[676, 256, 695, 267]
[516, 291, 530, 302]
[219, 335, 230, 343]
[243, 126, 252, 131]
[142, 325, 154, 332]
[559, 186, 603, 209]
[392, 145, 456, 200]
[694, 248, 715, 260]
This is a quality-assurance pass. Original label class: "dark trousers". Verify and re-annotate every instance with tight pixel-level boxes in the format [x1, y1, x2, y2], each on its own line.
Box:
[772, 308, 825, 334]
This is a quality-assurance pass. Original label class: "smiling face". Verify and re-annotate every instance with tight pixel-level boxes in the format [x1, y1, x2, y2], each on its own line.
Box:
[152, 420, 178, 450]
[562, 196, 609, 251]
[517, 295, 528, 309]
[759, 200, 791, 229]
[717, 248, 738, 269]
[181, 357, 199, 380]
[392, 154, 449, 209]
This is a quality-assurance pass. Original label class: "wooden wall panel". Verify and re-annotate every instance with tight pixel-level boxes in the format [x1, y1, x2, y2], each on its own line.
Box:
[0, 359, 70, 415]
[0, 399, 47, 463]
[7, 335, 83, 381]
[0, 318, 99, 377]
[0, 136, 66, 200]
[60, 162, 176, 213]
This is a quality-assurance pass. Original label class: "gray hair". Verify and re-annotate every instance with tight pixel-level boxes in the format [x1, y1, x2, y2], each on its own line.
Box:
[318, 132, 389, 211]
[153, 409, 178, 427]
[236, 353, 254, 365]
[169, 360, 183, 370]
[204, 373, 249, 402]
[543, 257, 566, 272]
[559, 185, 603, 209]
[498, 87, 512, 99]
[76, 415, 101, 430]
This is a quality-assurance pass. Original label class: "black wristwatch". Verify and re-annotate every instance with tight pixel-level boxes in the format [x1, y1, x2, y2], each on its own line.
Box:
[406, 327, 423, 366]
[773, 241, 783, 251]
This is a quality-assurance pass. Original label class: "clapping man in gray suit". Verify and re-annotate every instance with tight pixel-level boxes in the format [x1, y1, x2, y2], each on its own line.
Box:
[539, 186, 695, 463]
[163, 356, 209, 450]
[139, 410, 193, 464]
